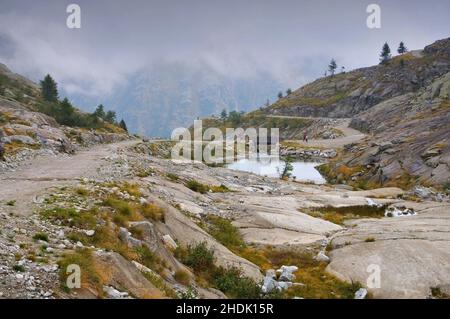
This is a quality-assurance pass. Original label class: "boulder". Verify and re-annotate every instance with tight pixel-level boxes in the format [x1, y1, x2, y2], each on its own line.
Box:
[162, 234, 178, 250]
[315, 251, 330, 263]
[379, 142, 393, 152]
[261, 275, 278, 294]
[354, 288, 368, 299]
[5, 135, 37, 145]
[277, 265, 298, 282]
[94, 251, 163, 298]
[103, 286, 130, 299]
[129, 221, 158, 251]
[118, 227, 143, 248]
[265, 269, 276, 279]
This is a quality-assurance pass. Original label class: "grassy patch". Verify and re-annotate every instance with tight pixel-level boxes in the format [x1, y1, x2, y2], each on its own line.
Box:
[307, 205, 387, 225]
[200, 215, 245, 250]
[141, 270, 178, 298]
[141, 203, 165, 222]
[32, 232, 49, 242]
[176, 242, 262, 298]
[40, 207, 98, 229]
[174, 269, 191, 285]
[6, 200, 16, 206]
[364, 237, 376, 243]
[430, 287, 450, 299]
[75, 187, 89, 196]
[263, 248, 362, 299]
[58, 249, 108, 295]
[166, 173, 179, 181]
[135, 167, 155, 178]
[120, 182, 142, 197]
[186, 180, 230, 194]
[103, 197, 134, 215]
[196, 218, 365, 299]
[211, 266, 261, 299]
[177, 241, 215, 272]
[185, 180, 209, 194]
[135, 245, 162, 271]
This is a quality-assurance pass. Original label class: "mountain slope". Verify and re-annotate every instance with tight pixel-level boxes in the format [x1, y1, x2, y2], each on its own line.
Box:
[0, 63, 129, 171]
[256, 38, 450, 190]
[261, 38, 450, 118]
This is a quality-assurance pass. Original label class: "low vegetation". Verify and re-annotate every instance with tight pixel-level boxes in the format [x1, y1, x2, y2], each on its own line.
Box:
[32, 232, 49, 242]
[40, 207, 98, 229]
[175, 241, 261, 298]
[58, 249, 108, 295]
[307, 205, 387, 225]
[197, 215, 362, 298]
[430, 287, 450, 299]
[185, 180, 230, 194]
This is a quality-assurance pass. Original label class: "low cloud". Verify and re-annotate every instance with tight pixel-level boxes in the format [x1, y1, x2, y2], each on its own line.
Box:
[0, 0, 449, 99]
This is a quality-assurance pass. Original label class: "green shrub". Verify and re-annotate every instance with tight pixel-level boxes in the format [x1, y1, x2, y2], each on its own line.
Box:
[135, 245, 159, 270]
[212, 266, 261, 299]
[185, 180, 209, 194]
[181, 241, 215, 272]
[13, 264, 25, 272]
[6, 200, 16, 206]
[33, 232, 49, 242]
[203, 215, 245, 250]
[166, 173, 179, 181]
[444, 180, 450, 193]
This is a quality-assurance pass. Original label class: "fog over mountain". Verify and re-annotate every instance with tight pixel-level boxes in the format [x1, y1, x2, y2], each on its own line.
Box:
[1, 0, 449, 135]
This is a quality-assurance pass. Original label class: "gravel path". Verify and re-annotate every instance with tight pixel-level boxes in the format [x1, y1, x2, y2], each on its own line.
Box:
[0, 140, 137, 216]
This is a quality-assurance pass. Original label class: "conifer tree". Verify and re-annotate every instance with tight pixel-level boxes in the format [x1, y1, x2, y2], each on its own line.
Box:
[40, 74, 58, 102]
[328, 59, 337, 76]
[119, 119, 128, 132]
[380, 42, 392, 64]
[398, 41, 407, 54]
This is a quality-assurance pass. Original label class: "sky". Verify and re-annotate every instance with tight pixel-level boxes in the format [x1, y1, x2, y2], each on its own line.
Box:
[0, 0, 449, 99]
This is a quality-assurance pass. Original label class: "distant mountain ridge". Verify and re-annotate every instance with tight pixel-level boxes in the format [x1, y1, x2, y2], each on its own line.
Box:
[71, 61, 285, 137]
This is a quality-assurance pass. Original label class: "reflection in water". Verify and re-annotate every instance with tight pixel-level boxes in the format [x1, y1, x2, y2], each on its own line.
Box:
[226, 157, 326, 184]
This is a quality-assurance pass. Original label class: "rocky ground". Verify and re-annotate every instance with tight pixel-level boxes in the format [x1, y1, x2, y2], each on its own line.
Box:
[1, 139, 449, 299]
[260, 38, 450, 190]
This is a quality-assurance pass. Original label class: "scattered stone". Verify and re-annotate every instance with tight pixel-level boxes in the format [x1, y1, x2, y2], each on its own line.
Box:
[354, 288, 368, 299]
[315, 251, 330, 263]
[265, 269, 276, 279]
[385, 205, 416, 218]
[261, 275, 278, 293]
[162, 234, 178, 250]
[103, 285, 130, 299]
[366, 198, 382, 207]
[83, 230, 95, 237]
[277, 265, 298, 282]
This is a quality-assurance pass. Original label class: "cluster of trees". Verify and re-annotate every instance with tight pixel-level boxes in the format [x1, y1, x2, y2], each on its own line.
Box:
[380, 41, 408, 64]
[277, 88, 293, 100]
[220, 109, 245, 125]
[325, 59, 346, 77]
[38, 74, 127, 131]
[322, 41, 408, 77]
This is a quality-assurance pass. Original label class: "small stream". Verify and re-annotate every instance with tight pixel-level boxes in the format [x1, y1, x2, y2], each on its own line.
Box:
[226, 156, 326, 184]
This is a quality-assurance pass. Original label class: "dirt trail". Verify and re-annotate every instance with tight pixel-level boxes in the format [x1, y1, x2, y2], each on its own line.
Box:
[0, 140, 138, 216]
[268, 115, 366, 148]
